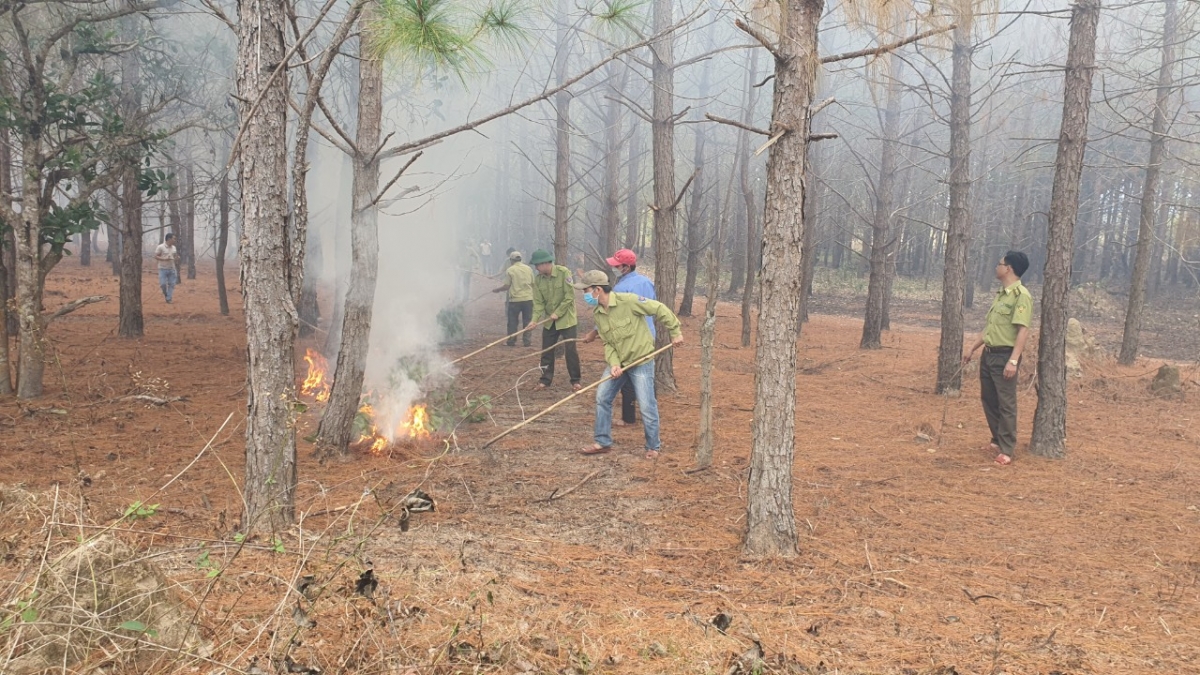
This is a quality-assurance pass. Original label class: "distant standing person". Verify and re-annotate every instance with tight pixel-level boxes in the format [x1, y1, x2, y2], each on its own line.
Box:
[527, 249, 581, 391]
[583, 249, 655, 426]
[456, 240, 480, 304]
[480, 240, 493, 274]
[154, 233, 180, 304]
[962, 250, 1033, 466]
[493, 250, 534, 347]
[574, 270, 684, 459]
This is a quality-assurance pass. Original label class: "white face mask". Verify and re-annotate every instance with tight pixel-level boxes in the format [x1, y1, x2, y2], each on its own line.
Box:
[612, 267, 624, 277]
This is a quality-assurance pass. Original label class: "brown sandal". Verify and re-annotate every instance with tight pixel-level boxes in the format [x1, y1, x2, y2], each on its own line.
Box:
[644, 450, 659, 460]
[994, 453, 1012, 466]
[580, 445, 612, 455]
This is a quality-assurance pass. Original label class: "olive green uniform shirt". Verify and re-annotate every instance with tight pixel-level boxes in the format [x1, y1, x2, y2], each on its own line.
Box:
[504, 263, 534, 302]
[532, 265, 577, 330]
[593, 292, 682, 367]
[983, 281, 1033, 348]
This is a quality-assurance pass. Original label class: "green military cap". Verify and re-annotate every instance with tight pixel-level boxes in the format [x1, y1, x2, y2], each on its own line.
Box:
[529, 249, 553, 265]
[573, 270, 609, 290]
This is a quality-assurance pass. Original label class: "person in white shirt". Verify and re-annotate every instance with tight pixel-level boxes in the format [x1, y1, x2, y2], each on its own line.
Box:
[154, 233, 180, 303]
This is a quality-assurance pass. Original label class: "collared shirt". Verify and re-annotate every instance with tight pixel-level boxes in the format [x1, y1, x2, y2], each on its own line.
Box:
[154, 243, 177, 271]
[532, 264, 577, 330]
[984, 280, 1034, 347]
[613, 270, 657, 338]
[504, 263, 534, 302]
[593, 292, 682, 367]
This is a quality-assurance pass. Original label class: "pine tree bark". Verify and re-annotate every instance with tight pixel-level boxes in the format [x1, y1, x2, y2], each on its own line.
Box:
[739, 49, 761, 347]
[185, 165, 196, 280]
[0, 133, 10, 395]
[601, 64, 625, 261]
[1029, 0, 1100, 459]
[116, 30, 144, 340]
[936, 20, 975, 394]
[117, 167, 144, 339]
[679, 40, 714, 318]
[236, 0, 298, 532]
[315, 21, 383, 459]
[624, 127, 641, 248]
[650, 0, 678, 389]
[744, 0, 824, 557]
[552, 0, 572, 266]
[861, 52, 901, 350]
[216, 169, 231, 317]
[1119, 0, 1175, 365]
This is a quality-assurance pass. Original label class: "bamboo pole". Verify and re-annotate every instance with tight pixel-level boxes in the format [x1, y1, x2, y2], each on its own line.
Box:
[446, 318, 551, 367]
[482, 342, 676, 449]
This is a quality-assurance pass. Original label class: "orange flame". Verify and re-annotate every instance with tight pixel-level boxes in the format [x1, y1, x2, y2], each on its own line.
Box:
[300, 349, 331, 402]
[400, 405, 431, 440]
[354, 402, 432, 456]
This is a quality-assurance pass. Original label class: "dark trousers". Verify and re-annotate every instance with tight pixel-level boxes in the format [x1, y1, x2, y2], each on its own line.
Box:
[980, 347, 1018, 456]
[620, 379, 637, 423]
[506, 300, 533, 346]
[539, 324, 580, 385]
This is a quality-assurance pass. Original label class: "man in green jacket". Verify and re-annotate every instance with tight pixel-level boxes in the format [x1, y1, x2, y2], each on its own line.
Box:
[962, 250, 1034, 466]
[574, 270, 684, 459]
[526, 249, 581, 390]
[493, 250, 535, 347]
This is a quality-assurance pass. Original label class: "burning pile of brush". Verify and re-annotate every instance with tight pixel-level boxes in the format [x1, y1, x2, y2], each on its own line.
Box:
[300, 349, 435, 455]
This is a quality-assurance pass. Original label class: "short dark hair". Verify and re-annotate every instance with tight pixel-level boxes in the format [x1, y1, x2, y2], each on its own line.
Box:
[165, 233, 175, 241]
[597, 284, 612, 294]
[625, 263, 637, 272]
[1003, 251, 1029, 277]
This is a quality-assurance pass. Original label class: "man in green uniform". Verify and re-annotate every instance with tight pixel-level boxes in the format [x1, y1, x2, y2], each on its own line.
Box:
[527, 249, 581, 390]
[493, 251, 535, 347]
[963, 250, 1033, 466]
[574, 270, 684, 459]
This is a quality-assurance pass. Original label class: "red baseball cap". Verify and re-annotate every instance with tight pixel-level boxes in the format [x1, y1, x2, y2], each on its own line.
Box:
[606, 249, 637, 266]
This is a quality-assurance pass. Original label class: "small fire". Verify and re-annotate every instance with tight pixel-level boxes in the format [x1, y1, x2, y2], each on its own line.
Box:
[400, 405, 431, 440]
[301, 349, 331, 402]
[355, 402, 433, 455]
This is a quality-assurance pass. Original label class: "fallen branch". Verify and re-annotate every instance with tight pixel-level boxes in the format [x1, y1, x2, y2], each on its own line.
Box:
[809, 133, 838, 141]
[536, 469, 603, 503]
[483, 342, 676, 449]
[821, 25, 955, 65]
[44, 295, 107, 324]
[962, 587, 1000, 604]
[122, 395, 187, 406]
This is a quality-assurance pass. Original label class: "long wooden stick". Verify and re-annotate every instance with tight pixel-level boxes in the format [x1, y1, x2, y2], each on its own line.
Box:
[482, 343, 676, 449]
[446, 318, 551, 367]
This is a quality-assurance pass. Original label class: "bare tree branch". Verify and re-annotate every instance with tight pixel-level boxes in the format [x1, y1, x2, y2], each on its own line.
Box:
[706, 113, 769, 136]
[821, 25, 955, 65]
[734, 19, 782, 62]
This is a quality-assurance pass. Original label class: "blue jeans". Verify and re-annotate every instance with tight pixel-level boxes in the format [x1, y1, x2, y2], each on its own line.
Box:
[159, 268, 177, 302]
[595, 360, 659, 451]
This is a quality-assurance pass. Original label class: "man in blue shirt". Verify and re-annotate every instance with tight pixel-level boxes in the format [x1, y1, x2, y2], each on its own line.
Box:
[583, 249, 655, 425]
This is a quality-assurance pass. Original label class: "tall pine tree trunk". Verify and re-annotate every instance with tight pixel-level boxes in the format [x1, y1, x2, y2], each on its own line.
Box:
[739, 49, 761, 347]
[624, 126, 641, 248]
[117, 167, 144, 338]
[216, 169, 230, 316]
[679, 36, 714, 317]
[316, 22, 383, 458]
[601, 64, 625, 261]
[552, 0, 572, 265]
[237, 0, 298, 533]
[860, 52, 901, 350]
[1028, 0, 1100, 459]
[1119, 0, 1176, 365]
[936, 17, 973, 392]
[743, 0, 824, 557]
[185, 165, 196, 279]
[651, 0, 677, 389]
[0, 133, 12, 395]
[117, 31, 144, 339]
